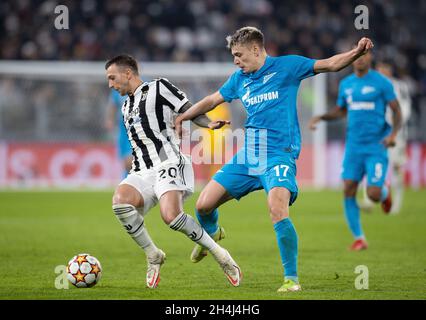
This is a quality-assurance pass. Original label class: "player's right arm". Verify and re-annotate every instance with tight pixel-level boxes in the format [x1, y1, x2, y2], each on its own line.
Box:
[310, 79, 349, 130]
[175, 91, 226, 138]
[383, 99, 402, 147]
[309, 106, 347, 130]
[314, 37, 374, 73]
[179, 101, 230, 129]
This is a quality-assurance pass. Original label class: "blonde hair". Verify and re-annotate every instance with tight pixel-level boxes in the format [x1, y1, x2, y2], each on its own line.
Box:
[226, 26, 264, 49]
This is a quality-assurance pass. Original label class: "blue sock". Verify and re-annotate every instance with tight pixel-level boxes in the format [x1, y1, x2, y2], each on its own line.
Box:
[380, 185, 389, 202]
[273, 218, 298, 282]
[195, 208, 219, 236]
[344, 197, 364, 239]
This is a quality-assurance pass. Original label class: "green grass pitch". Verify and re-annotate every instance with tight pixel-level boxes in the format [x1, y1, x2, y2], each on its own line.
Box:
[0, 189, 425, 300]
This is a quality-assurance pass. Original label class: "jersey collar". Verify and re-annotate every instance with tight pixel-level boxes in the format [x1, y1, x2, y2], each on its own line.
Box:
[354, 69, 372, 79]
[246, 56, 273, 79]
[131, 81, 148, 96]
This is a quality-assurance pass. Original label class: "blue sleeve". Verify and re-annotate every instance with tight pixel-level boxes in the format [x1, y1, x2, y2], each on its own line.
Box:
[285, 55, 317, 81]
[382, 77, 397, 103]
[336, 81, 347, 109]
[110, 90, 123, 109]
[219, 72, 239, 103]
[108, 91, 115, 104]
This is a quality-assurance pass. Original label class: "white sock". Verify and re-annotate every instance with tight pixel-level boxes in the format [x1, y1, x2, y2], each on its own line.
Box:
[112, 204, 158, 257]
[362, 183, 374, 206]
[392, 169, 404, 212]
[169, 212, 224, 258]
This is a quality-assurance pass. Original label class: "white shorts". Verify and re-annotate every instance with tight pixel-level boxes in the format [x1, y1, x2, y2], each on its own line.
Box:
[119, 154, 194, 216]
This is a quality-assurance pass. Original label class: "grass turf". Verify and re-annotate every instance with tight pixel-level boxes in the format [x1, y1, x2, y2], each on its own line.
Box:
[0, 189, 425, 300]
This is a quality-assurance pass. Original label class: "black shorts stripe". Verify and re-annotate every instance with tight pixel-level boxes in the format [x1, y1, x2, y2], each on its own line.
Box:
[178, 154, 186, 186]
[177, 157, 183, 185]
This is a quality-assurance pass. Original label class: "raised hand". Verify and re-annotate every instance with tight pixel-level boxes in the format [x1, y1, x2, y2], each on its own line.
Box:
[355, 37, 374, 55]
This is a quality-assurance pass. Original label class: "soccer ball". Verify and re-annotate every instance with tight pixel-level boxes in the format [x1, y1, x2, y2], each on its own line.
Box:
[66, 253, 102, 288]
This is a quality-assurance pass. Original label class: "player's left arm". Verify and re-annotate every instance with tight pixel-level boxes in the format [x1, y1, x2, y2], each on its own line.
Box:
[179, 102, 230, 129]
[314, 37, 374, 73]
[383, 99, 402, 147]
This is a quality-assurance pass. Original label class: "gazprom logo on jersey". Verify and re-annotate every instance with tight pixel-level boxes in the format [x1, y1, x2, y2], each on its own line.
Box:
[242, 89, 279, 107]
[349, 102, 375, 110]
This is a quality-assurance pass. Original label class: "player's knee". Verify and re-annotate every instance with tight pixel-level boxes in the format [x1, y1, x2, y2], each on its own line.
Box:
[195, 198, 213, 215]
[344, 184, 357, 197]
[161, 208, 182, 225]
[268, 205, 289, 223]
[366, 188, 381, 202]
[112, 191, 137, 207]
[162, 214, 175, 225]
[112, 192, 127, 205]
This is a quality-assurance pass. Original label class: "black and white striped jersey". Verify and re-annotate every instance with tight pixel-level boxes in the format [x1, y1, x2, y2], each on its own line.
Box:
[121, 78, 189, 173]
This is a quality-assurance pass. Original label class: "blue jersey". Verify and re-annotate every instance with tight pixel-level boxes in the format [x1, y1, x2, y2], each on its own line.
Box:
[219, 55, 316, 159]
[337, 70, 397, 152]
[109, 90, 132, 158]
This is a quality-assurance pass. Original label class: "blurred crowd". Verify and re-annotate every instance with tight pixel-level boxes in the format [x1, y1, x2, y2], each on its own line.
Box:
[1, 0, 424, 71]
[0, 0, 425, 140]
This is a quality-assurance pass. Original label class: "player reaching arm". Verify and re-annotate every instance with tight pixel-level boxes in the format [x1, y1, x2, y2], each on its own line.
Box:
[175, 37, 373, 136]
[309, 106, 347, 129]
[176, 100, 230, 134]
[175, 93, 230, 137]
[382, 100, 402, 147]
[313, 37, 374, 73]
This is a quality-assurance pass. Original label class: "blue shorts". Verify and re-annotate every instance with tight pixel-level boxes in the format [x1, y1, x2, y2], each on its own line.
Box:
[213, 149, 299, 205]
[342, 148, 388, 187]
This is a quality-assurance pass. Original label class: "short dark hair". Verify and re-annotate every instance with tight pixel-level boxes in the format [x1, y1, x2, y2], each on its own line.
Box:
[105, 54, 139, 75]
[226, 26, 264, 49]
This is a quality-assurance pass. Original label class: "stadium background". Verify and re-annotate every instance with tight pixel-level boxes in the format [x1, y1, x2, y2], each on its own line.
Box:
[0, 0, 426, 302]
[0, 0, 425, 189]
